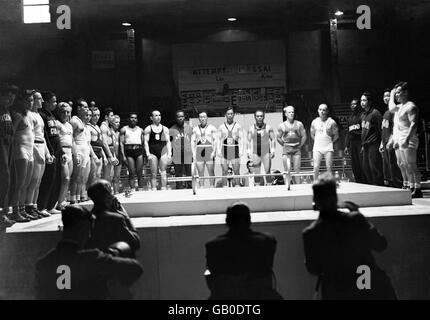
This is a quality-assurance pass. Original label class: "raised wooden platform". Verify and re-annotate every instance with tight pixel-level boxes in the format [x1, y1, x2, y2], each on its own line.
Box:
[77, 182, 411, 217]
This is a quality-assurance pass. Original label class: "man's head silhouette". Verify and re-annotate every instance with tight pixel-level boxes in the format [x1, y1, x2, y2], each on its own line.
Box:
[226, 202, 251, 231]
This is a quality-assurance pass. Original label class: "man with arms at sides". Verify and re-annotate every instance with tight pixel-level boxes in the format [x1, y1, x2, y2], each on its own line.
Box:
[389, 82, 422, 198]
[277, 106, 306, 184]
[360, 92, 384, 186]
[26, 91, 54, 218]
[247, 110, 276, 186]
[87, 106, 116, 187]
[379, 89, 403, 188]
[205, 202, 282, 300]
[120, 113, 145, 191]
[38, 91, 62, 215]
[170, 110, 193, 189]
[191, 110, 217, 188]
[144, 110, 172, 190]
[310, 104, 339, 181]
[0, 83, 18, 226]
[35, 205, 143, 299]
[54, 102, 74, 210]
[69, 99, 97, 204]
[344, 98, 365, 184]
[217, 107, 244, 187]
[111, 115, 123, 194]
[100, 107, 119, 184]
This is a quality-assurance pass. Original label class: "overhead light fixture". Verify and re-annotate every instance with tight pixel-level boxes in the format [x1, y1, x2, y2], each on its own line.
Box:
[227, 17, 237, 22]
[122, 22, 132, 27]
[334, 10, 344, 16]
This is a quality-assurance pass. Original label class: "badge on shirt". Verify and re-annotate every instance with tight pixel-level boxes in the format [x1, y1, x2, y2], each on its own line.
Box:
[227, 137, 234, 145]
[155, 133, 160, 140]
[201, 137, 207, 143]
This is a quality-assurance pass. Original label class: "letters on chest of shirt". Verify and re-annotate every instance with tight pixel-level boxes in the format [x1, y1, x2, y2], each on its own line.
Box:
[47, 119, 59, 136]
[381, 119, 390, 129]
[349, 123, 361, 131]
[0, 113, 13, 136]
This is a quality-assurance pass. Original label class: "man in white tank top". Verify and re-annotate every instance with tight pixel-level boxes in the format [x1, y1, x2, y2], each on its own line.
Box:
[120, 112, 145, 191]
[25, 91, 53, 218]
[191, 111, 217, 188]
[69, 99, 97, 203]
[55, 102, 74, 209]
[277, 106, 307, 184]
[310, 104, 339, 180]
[389, 82, 422, 198]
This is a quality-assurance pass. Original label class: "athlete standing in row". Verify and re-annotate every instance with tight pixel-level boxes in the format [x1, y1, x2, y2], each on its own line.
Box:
[248, 110, 276, 185]
[191, 111, 217, 188]
[144, 110, 171, 190]
[277, 106, 306, 184]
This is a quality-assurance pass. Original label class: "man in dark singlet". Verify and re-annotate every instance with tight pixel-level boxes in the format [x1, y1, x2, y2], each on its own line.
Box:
[38, 91, 62, 215]
[217, 107, 243, 187]
[247, 110, 276, 185]
[170, 110, 193, 189]
[277, 106, 307, 184]
[191, 111, 217, 188]
[0, 83, 18, 227]
[100, 108, 118, 184]
[87, 107, 115, 187]
[144, 110, 171, 190]
[120, 113, 145, 191]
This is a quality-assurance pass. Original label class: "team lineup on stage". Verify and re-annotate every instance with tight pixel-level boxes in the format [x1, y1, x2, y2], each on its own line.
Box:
[0, 81, 422, 227]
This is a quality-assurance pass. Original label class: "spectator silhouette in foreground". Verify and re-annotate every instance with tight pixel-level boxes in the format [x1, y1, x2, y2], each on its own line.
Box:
[35, 205, 143, 299]
[85, 179, 140, 254]
[302, 172, 397, 299]
[205, 202, 283, 300]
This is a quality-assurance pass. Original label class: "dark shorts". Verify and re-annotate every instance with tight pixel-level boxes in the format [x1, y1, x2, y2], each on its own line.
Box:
[149, 144, 166, 160]
[196, 146, 214, 162]
[222, 145, 240, 161]
[125, 144, 143, 160]
[283, 145, 301, 156]
[91, 145, 103, 159]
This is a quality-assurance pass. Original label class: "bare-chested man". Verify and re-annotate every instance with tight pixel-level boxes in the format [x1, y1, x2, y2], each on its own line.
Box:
[100, 107, 118, 184]
[248, 110, 276, 185]
[144, 110, 172, 190]
[217, 107, 244, 187]
[111, 115, 123, 194]
[191, 111, 217, 187]
[389, 81, 422, 198]
[277, 106, 306, 184]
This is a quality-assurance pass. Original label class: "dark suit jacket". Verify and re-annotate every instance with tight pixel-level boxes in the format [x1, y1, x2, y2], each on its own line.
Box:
[303, 210, 396, 299]
[86, 209, 140, 253]
[35, 240, 143, 300]
[205, 228, 282, 299]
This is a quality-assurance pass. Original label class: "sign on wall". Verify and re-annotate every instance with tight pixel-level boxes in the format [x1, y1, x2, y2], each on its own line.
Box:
[173, 40, 286, 114]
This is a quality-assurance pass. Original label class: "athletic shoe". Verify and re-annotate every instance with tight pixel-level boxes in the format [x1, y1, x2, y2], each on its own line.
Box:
[412, 189, 423, 198]
[21, 211, 38, 220]
[0, 215, 16, 227]
[38, 209, 51, 217]
[48, 208, 62, 215]
[10, 212, 30, 223]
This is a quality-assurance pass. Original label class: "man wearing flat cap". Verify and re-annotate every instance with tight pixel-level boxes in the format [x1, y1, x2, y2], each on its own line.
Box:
[35, 205, 143, 299]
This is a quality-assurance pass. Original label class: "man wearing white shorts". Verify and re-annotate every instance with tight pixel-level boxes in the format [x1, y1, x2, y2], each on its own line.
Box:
[310, 104, 339, 180]
[389, 82, 422, 198]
